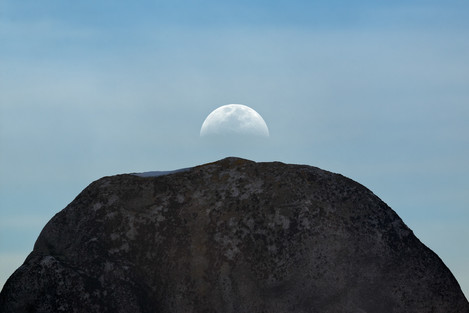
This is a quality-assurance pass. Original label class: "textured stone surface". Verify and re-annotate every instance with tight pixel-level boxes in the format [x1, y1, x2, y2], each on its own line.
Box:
[1, 157, 468, 312]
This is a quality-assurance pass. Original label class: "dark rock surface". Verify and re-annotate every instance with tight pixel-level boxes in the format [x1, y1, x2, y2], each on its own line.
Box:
[1, 157, 468, 313]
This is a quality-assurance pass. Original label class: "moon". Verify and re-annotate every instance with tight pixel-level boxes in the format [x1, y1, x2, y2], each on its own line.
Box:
[200, 104, 269, 138]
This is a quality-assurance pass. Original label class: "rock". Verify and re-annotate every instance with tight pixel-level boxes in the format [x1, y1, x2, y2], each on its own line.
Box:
[1, 157, 468, 313]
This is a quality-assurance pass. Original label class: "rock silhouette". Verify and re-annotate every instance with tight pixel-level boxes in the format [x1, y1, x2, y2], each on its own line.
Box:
[1, 157, 468, 312]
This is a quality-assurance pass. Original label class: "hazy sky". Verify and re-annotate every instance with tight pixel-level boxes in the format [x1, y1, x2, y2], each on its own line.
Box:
[1, 0, 468, 297]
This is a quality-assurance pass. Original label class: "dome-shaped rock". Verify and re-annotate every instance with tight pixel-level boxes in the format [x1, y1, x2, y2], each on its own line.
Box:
[1, 158, 468, 312]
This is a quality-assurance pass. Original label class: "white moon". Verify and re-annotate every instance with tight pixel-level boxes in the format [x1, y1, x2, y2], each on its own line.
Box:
[200, 104, 269, 137]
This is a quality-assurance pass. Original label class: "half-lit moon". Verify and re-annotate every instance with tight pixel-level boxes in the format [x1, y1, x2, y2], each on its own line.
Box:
[200, 104, 269, 137]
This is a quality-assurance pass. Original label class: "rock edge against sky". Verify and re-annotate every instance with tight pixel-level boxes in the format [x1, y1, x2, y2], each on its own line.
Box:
[1, 157, 468, 312]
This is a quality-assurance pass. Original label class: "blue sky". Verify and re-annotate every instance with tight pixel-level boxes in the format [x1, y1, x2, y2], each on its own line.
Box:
[1, 0, 468, 297]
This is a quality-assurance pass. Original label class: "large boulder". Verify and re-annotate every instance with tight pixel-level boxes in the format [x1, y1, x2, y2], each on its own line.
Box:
[1, 157, 468, 312]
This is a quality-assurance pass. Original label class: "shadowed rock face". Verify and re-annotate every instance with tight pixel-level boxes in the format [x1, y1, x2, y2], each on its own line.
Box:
[1, 157, 468, 313]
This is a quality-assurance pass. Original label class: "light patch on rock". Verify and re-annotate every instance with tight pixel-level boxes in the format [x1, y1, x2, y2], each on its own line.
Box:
[104, 261, 114, 273]
[269, 210, 290, 230]
[126, 215, 137, 240]
[40, 255, 57, 267]
[107, 195, 119, 206]
[230, 186, 240, 197]
[240, 180, 264, 200]
[109, 242, 129, 254]
[92, 203, 103, 211]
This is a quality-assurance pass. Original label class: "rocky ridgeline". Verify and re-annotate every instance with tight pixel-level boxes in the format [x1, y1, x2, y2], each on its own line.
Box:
[1, 157, 468, 312]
